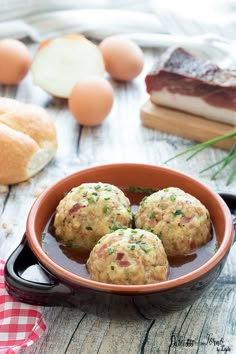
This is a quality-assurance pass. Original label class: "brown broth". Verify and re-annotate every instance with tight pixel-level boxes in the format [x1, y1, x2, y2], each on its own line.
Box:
[42, 200, 217, 281]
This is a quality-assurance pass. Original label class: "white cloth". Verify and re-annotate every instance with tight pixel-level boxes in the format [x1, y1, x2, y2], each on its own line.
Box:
[0, 0, 236, 67]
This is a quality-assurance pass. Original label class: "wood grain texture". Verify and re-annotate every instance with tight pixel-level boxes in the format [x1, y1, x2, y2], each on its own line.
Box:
[141, 100, 236, 150]
[0, 43, 235, 354]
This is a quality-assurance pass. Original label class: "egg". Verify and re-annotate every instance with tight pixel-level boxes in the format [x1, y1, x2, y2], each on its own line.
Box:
[0, 39, 31, 85]
[99, 36, 144, 81]
[68, 76, 114, 126]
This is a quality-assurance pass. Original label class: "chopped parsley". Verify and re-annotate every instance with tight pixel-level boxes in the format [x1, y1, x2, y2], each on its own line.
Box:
[108, 247, 114, 255]
[105, 185, 112, 191]
[73, 245, 81, 249]
[103, 204, 109, 213]
[42, 232, 46, 242]
[140, 196, 147, 206]
[131, 212, 136, 228]
[65, 242, 73, 248]
[130, 244, 136, 251]
[110, 225, 119, 231]
[128, 186, 157, 194]
[170, 194, 177, 201]
[140, 243, 153, 253]
[148, 211, 154, 219]
[86, 226, 93, 230]
[173, 209, 185, 217]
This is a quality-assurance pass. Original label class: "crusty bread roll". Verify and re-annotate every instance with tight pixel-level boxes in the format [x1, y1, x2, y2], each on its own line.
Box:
[0, 97, 57, 185]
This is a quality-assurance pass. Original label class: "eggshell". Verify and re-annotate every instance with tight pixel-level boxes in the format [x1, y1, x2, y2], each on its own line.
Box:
[0, 39, 31, 85]
[99, 36, 144, 81]
[68, 77, 114, 126]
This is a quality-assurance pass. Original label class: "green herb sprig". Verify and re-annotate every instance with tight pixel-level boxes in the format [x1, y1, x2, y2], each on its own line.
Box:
[165, 131, 236, 185]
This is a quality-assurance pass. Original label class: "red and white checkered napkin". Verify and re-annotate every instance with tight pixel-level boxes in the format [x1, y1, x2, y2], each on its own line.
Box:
[0, 260, 46, 354]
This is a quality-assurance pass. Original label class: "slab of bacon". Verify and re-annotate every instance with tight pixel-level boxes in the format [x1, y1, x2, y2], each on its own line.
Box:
[145, 47, 236, 126]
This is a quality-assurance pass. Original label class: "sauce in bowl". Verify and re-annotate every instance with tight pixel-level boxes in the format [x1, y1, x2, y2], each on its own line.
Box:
[42, 187, 217, 282]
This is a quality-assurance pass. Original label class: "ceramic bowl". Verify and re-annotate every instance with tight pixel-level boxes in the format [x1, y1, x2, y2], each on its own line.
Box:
[4, 163, 235, 317]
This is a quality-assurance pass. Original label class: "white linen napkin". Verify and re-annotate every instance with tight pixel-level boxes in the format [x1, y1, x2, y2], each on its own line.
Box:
[0, 0, 236, 68]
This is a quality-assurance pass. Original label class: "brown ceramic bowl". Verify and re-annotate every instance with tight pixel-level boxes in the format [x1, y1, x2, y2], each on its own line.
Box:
[4, 163, 235, 316]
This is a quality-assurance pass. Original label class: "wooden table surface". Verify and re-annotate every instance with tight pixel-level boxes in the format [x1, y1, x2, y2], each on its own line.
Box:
[0, 41, 235, 354]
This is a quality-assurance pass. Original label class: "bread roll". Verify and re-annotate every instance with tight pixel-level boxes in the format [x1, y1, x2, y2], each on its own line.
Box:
[0, 97, 57, 185]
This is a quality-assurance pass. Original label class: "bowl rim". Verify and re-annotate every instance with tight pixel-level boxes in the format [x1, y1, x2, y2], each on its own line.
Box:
[26, 163, 234, 294]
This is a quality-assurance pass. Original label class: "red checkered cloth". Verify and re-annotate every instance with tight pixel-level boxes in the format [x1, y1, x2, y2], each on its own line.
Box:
[0, 260, 46, 354]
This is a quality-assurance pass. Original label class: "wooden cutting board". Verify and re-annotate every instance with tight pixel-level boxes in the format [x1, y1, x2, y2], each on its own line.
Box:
[140, 99, 236, 150]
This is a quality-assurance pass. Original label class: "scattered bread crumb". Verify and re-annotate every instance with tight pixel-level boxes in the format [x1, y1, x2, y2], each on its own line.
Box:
[1, 223, 13, 237]
[0, 185, 9, 194]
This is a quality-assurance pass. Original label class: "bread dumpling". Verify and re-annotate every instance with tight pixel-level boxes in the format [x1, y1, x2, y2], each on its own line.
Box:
[135, 187, 211, 256]
[54, 182, 132, 251]
[87, 228, 169, 285]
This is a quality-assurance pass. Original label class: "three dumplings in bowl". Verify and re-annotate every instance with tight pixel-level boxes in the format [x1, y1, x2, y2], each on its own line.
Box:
[53, 183, 211, 285]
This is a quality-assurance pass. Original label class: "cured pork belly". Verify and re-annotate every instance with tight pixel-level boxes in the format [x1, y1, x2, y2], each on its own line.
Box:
[145, 47, 236, 126]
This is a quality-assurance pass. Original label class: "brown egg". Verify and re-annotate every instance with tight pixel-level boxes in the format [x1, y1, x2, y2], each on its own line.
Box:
[99, 36, 144, 81]
[0, 39, 31, 85]
[68, 76, 114, 126]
